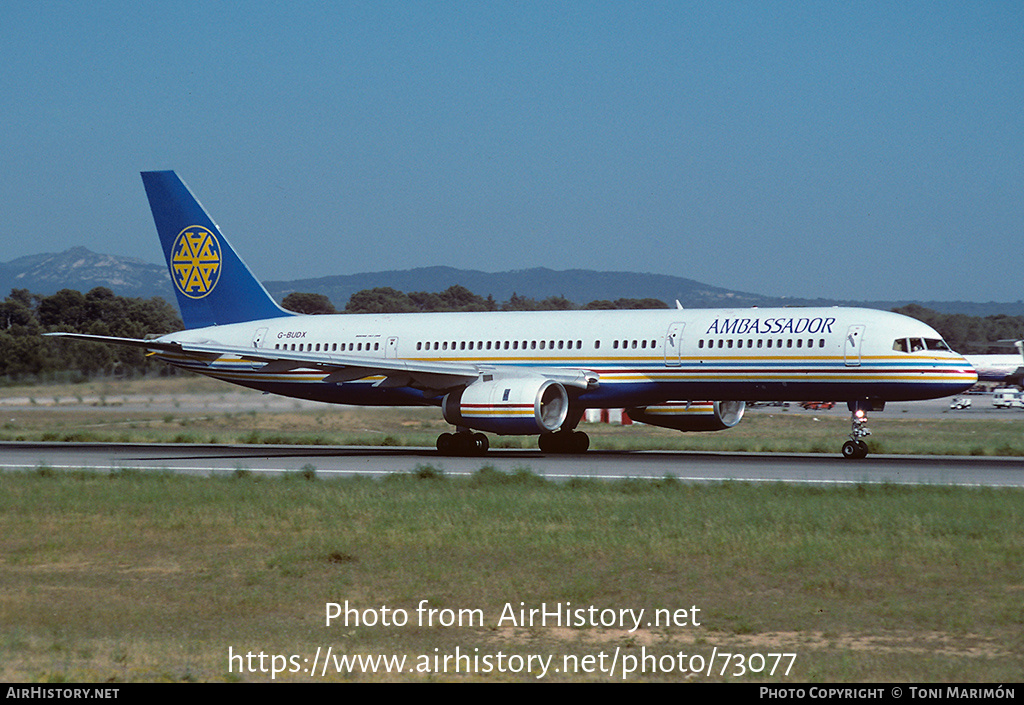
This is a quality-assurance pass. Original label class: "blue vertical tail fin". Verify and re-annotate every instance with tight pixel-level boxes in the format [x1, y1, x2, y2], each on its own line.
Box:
[141, 171, 294, 329]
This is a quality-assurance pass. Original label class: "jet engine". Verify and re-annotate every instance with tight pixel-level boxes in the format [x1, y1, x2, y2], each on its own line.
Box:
[625, 401, 745, 432]
[443, 377, 569, 435]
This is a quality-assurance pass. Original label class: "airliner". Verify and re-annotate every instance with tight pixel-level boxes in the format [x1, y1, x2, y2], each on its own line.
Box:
[965, 347, 1024, 384]
[48, 171, 978, 459]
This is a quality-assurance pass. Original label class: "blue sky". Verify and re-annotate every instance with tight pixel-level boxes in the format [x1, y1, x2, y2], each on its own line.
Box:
[3, 1, 1021, 302]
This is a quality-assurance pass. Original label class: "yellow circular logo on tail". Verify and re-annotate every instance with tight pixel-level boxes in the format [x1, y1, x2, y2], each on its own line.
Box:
[171, 226, 222, 299]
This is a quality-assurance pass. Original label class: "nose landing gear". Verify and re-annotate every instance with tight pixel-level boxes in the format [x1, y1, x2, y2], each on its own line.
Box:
[842, 400, 879, 459]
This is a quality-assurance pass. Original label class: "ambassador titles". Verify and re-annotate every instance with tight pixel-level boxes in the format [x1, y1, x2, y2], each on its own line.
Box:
[705, 316, 837, 336]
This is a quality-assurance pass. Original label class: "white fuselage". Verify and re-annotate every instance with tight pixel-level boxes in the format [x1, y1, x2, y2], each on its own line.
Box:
[156, 306, 977, 408]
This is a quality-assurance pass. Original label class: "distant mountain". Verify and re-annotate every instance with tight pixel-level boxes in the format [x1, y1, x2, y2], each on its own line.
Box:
[262, 266, 820, 310]
[263, 267, 1024, 316]
[3, 247, 1023, 316]
[0, 247, 174, 300]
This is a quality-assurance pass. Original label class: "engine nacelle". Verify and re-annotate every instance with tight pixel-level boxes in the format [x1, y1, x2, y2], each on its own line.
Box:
[626, 400, 745, 432]
[443, 377, 569, 435]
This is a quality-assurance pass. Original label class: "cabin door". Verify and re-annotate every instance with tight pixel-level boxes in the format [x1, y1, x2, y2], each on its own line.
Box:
[664, 323, 685, 366]
[252, 327, 268, 348]
[844, 325, 865, 367]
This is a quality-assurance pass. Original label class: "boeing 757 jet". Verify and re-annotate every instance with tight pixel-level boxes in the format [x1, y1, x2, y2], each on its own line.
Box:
[48, 172, 977, 459]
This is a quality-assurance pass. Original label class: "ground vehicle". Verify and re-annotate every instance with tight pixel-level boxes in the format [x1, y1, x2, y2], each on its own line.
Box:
[800, 401, 835, 410]
[949, 397, 971, 410]
[992, 388, 1024, 409]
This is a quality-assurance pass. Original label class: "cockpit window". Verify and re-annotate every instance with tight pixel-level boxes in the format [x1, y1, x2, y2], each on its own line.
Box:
[893, 337, 952, 353]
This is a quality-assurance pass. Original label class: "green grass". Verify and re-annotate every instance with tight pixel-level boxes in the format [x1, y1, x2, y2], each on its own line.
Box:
[3, 398, 1024, 456]
[1, 468, 1021, 682]
[1, 376, 1022, 455]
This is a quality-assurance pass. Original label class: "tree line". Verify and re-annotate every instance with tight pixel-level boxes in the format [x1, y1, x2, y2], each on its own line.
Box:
[285, 289, 1024, 355]
[1, 287, 182, 382]
[4, 286, 1021, 383]
[282, 285, 668, 315]
[891, 304, 1024, 355]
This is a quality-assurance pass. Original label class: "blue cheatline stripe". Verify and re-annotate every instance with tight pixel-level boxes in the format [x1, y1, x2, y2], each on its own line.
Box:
[157, 351, 973, 407]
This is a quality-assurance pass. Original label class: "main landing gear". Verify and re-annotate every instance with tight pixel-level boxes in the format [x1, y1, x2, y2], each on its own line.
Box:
[538, 430, 590, 454]
[434, 429, 592, 456]
[436, 431, 489, 456]
[841, 401, 876, 460]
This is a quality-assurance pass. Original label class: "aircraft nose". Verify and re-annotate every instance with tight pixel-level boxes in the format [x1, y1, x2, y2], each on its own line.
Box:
[959, 356, 979, 386]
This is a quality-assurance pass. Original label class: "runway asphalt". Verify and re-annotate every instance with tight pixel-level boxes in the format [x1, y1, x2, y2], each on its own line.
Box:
[2, 441, 1022, 488]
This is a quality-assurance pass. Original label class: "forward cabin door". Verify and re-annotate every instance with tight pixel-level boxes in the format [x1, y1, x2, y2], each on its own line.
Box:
[386, 336, 399, 359]
[844, 325, 865, 367]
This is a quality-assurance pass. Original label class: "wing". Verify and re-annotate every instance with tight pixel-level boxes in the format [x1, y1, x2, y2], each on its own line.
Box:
[45, 332, 599, 395]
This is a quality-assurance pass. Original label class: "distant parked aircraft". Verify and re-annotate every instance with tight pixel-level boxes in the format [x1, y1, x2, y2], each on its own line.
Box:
[965, 342, 1024, 384]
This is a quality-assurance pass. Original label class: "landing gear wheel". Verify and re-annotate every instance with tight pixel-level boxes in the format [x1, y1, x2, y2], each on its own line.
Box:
[538, 430, 590, 454]
[538, 433, 556, 453]
[568, 431, 590, 453]
[472, 432, 489, 453]
[436, 431, 489, 456]
[436, 432, 454, 455]
[842, 440, 869, 460]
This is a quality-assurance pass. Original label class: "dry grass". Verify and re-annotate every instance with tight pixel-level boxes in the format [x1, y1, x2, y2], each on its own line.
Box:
[1, 469, 1021, 682]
